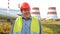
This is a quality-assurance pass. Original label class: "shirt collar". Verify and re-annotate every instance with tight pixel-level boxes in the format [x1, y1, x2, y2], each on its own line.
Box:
[22, 16, 32, 20]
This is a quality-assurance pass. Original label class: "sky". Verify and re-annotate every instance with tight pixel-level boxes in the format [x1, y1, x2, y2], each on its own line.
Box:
[0, 0, 60, 18]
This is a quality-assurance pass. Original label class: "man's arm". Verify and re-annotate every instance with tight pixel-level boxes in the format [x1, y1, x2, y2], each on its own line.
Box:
[40, 23, 44, 34]
[10, 22, 15, 34]
[39, 20, 44, 34]
[10, 25, 13, 34]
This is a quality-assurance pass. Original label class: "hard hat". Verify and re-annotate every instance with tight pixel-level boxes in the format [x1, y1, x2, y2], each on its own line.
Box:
[20, 2, 30, 10]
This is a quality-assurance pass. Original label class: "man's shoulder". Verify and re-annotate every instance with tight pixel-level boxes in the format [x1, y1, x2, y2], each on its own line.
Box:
[16, 16, 22, 19]
[32, 16, 40, 20]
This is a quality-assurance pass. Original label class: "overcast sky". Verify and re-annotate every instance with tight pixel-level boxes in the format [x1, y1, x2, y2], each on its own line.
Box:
[0, 0, 60, 18]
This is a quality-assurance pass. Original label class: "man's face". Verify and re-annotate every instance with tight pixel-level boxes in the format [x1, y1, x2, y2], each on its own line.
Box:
[21, 9, 31, 18]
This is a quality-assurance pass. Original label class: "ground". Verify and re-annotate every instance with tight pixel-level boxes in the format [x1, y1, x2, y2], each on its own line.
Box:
[41, 20, 60, 34]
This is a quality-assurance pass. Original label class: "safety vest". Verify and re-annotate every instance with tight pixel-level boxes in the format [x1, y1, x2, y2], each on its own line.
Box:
[13, 16, 40, 34]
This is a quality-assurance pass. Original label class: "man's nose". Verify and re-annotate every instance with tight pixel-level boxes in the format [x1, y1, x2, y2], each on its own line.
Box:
[24, 11, 28, 13]
[23, 11, 27, 14]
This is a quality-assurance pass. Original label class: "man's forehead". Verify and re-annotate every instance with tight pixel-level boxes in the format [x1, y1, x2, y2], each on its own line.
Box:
[21, 9, 30, 11]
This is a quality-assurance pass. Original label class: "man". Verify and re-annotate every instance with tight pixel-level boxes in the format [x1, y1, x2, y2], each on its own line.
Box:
[10, 2, 43, 34]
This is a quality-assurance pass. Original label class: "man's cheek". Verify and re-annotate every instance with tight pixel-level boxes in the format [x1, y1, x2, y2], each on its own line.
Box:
[23, 13, 27, 15]
[24, 13, 27, 14]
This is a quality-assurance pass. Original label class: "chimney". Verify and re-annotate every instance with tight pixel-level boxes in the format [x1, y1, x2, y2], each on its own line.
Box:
[46, 7, 57, 20]
[31, 7, 40, 19]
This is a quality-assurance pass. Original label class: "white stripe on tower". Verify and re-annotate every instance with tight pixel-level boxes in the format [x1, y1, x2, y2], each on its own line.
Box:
[31, 7, 40, 19]
[47, 7, 57, 19]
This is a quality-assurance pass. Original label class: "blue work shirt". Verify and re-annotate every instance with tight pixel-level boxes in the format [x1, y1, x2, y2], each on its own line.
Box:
[10, 16, 43, 34]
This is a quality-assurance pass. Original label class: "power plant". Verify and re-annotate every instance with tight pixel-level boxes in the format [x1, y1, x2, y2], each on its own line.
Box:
[31, 7, 40, 19]
[0, 0, 60, 34]
[46, 7, 57, 20]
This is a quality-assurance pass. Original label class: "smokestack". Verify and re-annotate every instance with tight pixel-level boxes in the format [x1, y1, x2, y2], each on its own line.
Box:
[31, 7, 40, 19]
[46, 7, 57, 20]
[7, 0, 10, 12]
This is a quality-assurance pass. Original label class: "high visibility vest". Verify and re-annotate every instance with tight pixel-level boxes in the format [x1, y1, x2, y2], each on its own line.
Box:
[13, 16, 40, 34]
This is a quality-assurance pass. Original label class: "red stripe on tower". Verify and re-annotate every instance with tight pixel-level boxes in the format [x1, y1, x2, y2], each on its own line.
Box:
[48, 7, 57, 14]
[8, 6, 9, 8]
[31, 7, 40, 14]
[8, 0, 10, 1]
[48, 7, 56, 10]
[32, 7, 39, 10]
[31, 7, 40, 19]
[48, 12, 57, 14]
[18, 3, 20, 8]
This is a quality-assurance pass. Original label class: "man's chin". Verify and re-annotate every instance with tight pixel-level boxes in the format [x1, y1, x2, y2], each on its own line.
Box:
[26, 15, 29, 18]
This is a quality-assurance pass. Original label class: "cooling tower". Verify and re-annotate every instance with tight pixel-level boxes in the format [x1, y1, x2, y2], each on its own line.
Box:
[46, 7, 57, 20]
[31, 7, 40, 19]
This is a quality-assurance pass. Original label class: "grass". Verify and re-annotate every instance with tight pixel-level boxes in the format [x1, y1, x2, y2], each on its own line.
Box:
[41, 20, 60, 34]
[42, 24, 60, 34]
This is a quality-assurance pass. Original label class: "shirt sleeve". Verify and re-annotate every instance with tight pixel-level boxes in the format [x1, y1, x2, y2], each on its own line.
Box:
[40, 23, 44, 34]
[9, 17, 20, 34]
[9, 22, 15, 34]
[39, 20, 44, 34]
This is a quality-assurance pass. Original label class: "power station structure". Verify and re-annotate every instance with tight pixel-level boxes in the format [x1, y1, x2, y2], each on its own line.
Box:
[46, 7, 57, 20]
[31, 7, 40, 19]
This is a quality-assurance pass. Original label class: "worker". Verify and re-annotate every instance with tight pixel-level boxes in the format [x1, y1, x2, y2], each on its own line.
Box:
[10, 2, 43, 34]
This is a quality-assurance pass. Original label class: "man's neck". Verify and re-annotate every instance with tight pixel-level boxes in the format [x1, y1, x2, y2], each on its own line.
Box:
[22, 16, 31, 20]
